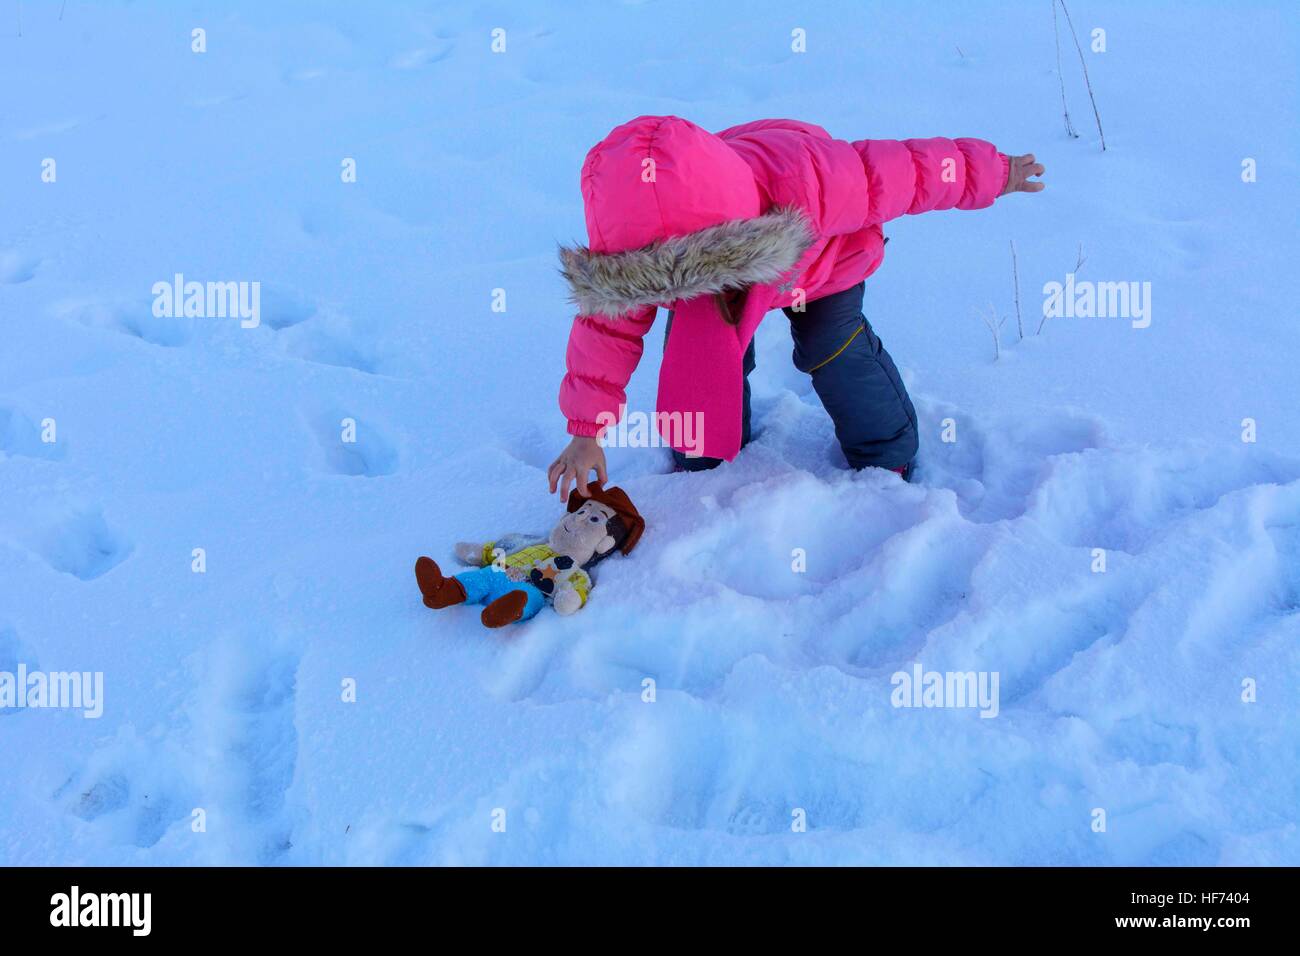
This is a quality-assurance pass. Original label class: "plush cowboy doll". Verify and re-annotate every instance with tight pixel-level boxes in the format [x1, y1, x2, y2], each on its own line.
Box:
[414, 483, 645, 628]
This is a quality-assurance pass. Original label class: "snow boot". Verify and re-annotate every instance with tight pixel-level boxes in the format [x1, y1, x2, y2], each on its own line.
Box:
[414, 556, 466, 609]
[481, 590, 529, 628]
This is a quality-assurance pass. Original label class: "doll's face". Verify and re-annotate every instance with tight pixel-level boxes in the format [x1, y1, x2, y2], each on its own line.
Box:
[549, 500, 619, 563]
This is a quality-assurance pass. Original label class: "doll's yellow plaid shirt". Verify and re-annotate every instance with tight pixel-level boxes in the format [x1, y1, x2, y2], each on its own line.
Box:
[481, 542, 591, 605]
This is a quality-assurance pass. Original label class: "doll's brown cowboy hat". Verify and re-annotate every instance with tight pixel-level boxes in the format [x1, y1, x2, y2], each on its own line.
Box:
[567, 482, 645, 554]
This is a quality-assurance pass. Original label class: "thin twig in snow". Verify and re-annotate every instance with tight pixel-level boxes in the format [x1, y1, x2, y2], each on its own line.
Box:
[1011, 240, 1024, 341]
[981, 304, 1007, 360]
[1058, 0, 1106, 150]
[1052, 0, 1078, 138]
[1036, 243, 1086, 335]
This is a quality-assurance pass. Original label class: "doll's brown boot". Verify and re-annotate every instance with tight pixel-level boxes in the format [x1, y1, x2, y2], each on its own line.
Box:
[481, 591, 528, 628]
[414, 556, 467, 609]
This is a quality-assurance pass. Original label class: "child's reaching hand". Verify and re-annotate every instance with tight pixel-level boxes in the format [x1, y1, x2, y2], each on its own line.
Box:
[1001, 153, 1046, 195]
[548, 435, 607, 501]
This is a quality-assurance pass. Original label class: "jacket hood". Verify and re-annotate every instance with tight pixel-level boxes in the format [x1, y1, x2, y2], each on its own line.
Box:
[559, 206, 815, 317]
[559, 115, 816, 317]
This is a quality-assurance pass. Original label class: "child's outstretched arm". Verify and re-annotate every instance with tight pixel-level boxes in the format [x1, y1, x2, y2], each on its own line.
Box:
[550, 304, 657, 500]
[850, 137, 1043, 223]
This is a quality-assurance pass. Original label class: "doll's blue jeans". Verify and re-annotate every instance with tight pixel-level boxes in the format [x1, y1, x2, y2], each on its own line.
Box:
[454, 566, 546, 621]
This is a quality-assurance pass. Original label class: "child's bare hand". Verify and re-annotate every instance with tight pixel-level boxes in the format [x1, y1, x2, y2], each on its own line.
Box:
[547, 436, 607, 501]
[1000, 153, 1046, 195]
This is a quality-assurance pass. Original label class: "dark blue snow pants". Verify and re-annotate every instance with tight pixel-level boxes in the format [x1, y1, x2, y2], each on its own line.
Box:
[668, 281, 919, 472]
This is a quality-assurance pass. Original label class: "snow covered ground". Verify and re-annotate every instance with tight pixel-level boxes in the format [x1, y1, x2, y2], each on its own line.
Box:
[1, 0, 1297, 865]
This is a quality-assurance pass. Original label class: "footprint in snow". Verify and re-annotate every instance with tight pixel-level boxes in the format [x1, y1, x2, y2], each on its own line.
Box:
[0, 624, 39, 718]
[190, 637, 303, 864]
[306, 408, 399, 477]
[918, 400, 1104, 523]
[725, 802, 782, 836]
[60, 773, 184, 849]
[0, 249, 40, 284]
[263, 291, 382, 375]
[657, 471, 933, 601]
[297, 204, 340, 239]
[56, 298, 193, 348]
[53, 733, 193, 850]
[390, 42, 454, 70]
[26, 507, 133, 581]
[258, 284, 318, 331]
[282, 321, 381, 375]
[12, 116, 96, 141]
[282, 66, 328, 84]
[189, 91, 250, 108]
[51, 639, 305, 862]
[0, 404, 64, 461]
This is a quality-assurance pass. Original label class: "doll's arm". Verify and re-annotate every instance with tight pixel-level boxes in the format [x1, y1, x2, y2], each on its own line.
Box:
[553, 568, 593, 615]
[453, 542, 491, 566]
[553, 583, 584, 616]
[454, 534, 544, 567]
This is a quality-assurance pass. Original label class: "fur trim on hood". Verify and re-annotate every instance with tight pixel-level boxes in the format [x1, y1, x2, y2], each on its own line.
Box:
[559, 206, 815, 318]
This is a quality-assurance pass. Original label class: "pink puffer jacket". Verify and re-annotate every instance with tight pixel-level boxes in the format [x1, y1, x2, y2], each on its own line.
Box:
[558, 116, 1009, 461]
